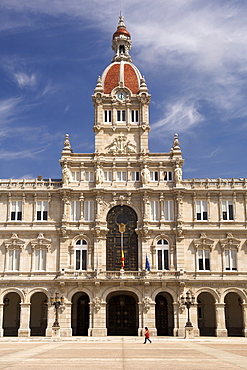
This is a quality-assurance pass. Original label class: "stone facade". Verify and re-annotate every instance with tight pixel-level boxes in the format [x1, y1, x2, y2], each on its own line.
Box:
[0, 16, 247, 338]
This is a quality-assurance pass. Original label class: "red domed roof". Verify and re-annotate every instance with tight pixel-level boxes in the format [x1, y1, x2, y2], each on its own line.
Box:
[103, 62, 140, 94]
[113, 27, 131, 39]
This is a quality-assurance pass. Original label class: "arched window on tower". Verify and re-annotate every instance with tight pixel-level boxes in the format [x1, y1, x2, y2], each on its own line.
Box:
[75, 239, 87, 270]
[119, 45, 125, 54]
[156, 239, 169, 270]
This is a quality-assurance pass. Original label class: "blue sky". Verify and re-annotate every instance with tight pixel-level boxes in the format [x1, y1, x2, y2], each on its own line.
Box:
[0, 0, 247, 180]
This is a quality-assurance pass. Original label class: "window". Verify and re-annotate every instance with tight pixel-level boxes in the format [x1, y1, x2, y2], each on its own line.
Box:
[71, 201, 80, 221]
[198, 249, 210, 270]
[104, 110, 112, 123]
[104, 171, 112, 182]
[164, 200, 174, 221]
[85, 172, 94, 182]
[11, 201, 22, 221]
[131, 110, 139, 123]
[150, 171, 159, 181]
[132, 171, 140, 181]
[75, 239, 87, 270]
[150, 200, 160, 221]
[36, 201, 48, 221]
[196, 201, 208, 221]
[116, 171, 127, 182]
[117, 110, 126, 122]
[34, 249, 46, 271]
[71, 171, 80, 181]
[157, 239, 169, 270]
[8, 249, 20, 271]
[225, 249, 237, 271]
[222, 201, 234, 220]
[84, 200, 94, 221]
[164, 171, 173, 181]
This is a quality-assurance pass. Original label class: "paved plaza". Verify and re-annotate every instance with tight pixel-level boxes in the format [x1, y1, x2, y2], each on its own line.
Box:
[0, 337, 246, 369]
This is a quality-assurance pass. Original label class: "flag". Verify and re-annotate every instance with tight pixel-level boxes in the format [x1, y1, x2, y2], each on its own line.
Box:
[121, 249, 124, 269]
[145, 254, 150, 271]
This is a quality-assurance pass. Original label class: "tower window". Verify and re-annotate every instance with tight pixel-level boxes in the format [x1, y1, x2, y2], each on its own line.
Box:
[164, 171, 173, 181]
[132, 172, 140, 181]
[150, 171, 159, 181]
[119, 45, 125, 54]
[131, 110, 139, 123]
[104, 110, 112, 123]
[117, 110, 126, 122]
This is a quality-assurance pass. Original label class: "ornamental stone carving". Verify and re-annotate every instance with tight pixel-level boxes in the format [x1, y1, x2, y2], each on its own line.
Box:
[95, 165, 104, 185]
[62, 163, 72, 187]
[105, 135, 136, 154]
[141, 165, 150, 185]
[142, 297, 151, 313]
[93, 297, 102, 312]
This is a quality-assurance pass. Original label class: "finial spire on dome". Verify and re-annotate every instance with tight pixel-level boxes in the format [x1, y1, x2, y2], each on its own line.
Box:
[112, 15, 132, 62]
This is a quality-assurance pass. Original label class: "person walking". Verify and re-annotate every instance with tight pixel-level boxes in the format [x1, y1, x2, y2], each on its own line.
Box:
[143, 327, 152, 344]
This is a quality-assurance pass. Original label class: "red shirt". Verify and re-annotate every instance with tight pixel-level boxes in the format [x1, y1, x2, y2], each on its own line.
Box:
[145, 329, 150, 338]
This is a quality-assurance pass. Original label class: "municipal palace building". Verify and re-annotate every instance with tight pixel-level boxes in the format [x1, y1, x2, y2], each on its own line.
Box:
[0, 16, 247, 338]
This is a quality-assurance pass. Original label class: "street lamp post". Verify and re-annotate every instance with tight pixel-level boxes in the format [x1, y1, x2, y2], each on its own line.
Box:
[50, 293, 64, 328]
[181, 291, 195, 327]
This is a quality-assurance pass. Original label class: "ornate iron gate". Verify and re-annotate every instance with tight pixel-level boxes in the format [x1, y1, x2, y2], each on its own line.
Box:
[107, 294, 138, 336]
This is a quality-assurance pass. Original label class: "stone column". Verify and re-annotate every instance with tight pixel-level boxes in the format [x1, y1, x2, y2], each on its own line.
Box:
[18, 303, 31, 337]
[215, 303, 227, 337]
[91, 301, 107, 337]
[0, 304, 4, 337]
[190, 303, 199, 337]
[241, 303, 247, 337]
[173, 302, 179, 337]
[170, 246, 176, 271]
[141, 299, 156, 337]
[46, 304, 55, 337]
[60, 302, 72, 337]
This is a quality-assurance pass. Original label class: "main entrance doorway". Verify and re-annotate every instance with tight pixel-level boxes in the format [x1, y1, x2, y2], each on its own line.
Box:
[107, 293, 138, 336]
[106, 206, 138, 271]
[71, 293, 90, 336]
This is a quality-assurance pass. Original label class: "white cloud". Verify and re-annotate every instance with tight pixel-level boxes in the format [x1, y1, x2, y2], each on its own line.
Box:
[151, 99, 204, 136]
[14, 72, 37, 88]
[0, 97, 21, 125]
[0, 146, 48, 160]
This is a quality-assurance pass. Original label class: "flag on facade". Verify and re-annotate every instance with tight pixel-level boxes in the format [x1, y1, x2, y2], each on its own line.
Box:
[121, 249, 124, 269]
[145, 254, 150, 271]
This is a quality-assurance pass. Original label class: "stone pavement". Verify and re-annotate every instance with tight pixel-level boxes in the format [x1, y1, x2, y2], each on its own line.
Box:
[0, 337, 246, 369]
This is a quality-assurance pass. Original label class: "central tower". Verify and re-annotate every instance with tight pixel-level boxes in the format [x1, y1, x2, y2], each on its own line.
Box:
[92, 15, 151, 155]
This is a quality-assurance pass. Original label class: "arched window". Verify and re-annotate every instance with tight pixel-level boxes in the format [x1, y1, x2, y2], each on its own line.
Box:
[75, 239, 87, 270]
[156, 239, 169, 270]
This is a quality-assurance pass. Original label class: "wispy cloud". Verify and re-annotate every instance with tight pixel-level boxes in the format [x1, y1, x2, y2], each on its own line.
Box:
[151, 99, 204, 136]
[0, 146, 49, 160]
[14, 72, 37, 88]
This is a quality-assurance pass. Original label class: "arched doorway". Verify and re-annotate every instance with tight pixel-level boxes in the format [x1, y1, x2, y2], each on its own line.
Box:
[197, 292, 216, 336]
[106, 205, 138, 271]
[225, 292, 244, 336]
[3, 292, 21, 336]
[107, 292, 138, 336]
[30, 292, 48, 336]
[71, 293, 90, 336]
[155, 293, 174, 336]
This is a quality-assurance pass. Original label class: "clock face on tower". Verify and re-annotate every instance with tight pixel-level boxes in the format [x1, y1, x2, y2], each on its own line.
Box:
[116, 91, 127, 101]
